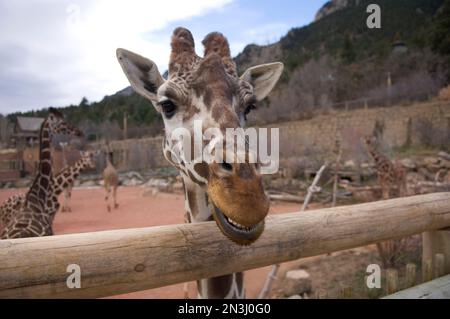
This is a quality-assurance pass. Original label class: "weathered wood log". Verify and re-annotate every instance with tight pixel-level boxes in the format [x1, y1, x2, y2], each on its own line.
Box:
[1, 192, 450, 298]
[405, 263, 417, 288]
[384, 274, 450, 299]
[268, 194, 304, 203]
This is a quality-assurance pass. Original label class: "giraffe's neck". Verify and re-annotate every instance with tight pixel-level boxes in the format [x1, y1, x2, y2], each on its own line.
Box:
[182, 175, 245, 299]
[25, 120, 54, 220]
[61, 146, 68, 168]
[53, 160, 88, 196]
[367, 143, 391, 169]
[106, 153, 113, 167]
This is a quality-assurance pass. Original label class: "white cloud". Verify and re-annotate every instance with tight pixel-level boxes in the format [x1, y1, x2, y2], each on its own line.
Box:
[0, 0, 234, 113]
[244, 22, 289, 45]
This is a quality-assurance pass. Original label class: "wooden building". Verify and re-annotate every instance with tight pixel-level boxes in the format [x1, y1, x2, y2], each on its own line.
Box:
[11, 116, 44, 148]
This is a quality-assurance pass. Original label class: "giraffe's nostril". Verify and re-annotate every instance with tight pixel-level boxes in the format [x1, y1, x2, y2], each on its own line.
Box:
[221, 162, 233, 172]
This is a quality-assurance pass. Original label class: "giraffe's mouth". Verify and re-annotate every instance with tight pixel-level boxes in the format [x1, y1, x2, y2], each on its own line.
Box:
[211, 202, 265, 246]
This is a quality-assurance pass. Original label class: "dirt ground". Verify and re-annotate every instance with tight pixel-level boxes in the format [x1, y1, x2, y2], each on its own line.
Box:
[0, 186, 303, 299]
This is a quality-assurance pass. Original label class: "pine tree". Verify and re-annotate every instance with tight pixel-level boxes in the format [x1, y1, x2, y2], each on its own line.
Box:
[430, 0, 450, 57]
[341, 34, 356, 64]
[79, 97, 89, 107]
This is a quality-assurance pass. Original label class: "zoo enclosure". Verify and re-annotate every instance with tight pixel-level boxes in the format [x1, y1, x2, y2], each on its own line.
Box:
[0, 192, 450, 298]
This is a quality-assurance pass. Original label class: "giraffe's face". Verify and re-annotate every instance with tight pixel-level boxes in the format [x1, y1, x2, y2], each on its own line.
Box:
[363, 135, 377, 149]
[48, 108, 84, 138]
[80, 151, 96, 169]
[117, 28, 283, 245]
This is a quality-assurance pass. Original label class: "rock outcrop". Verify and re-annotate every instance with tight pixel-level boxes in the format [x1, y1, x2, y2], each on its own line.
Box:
[315, 0, 352, 21]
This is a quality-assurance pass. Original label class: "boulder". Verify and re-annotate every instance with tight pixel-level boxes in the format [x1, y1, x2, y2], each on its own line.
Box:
[143, 178, 173, 193]
[81, 180, 98, 187]
[283, 269, 312, 296]
[125, 171, 144, 181]
[122, 177, 143, 187]
[343, 160, 356, 169]
[3, 182, 12, 189]
[400, 158, 416, 169]
[144, 178, 170, 188]
[13, 179, 31, 188]
[423, 156, 439, 167]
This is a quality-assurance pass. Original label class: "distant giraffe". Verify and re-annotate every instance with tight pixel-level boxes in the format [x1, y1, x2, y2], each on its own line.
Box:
[363, 135, 407, 268]
[364, 136, 406, 199]
[1, 109, 83, 239]
[0, 151, 96, 226]
[59, 142, 72, 212]
[103, 150, 119, 212]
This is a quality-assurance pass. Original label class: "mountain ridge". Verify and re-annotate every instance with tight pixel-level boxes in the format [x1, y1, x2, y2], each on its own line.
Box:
[5, 0, 449, 140]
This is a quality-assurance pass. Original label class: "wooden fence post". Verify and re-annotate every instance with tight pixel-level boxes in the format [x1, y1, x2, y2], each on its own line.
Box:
[386, 269, 399, 294]
[258, 164, 328, 299]
[422, 259, 433, 282]
[435, 253, 445, 278]
[422, 229, 450, 278]
[405, 263, 416, 288]
[340, 286, 353, 299]
[315, 289, 328, 299]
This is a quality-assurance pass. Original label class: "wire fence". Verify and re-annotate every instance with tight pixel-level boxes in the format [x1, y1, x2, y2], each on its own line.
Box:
[328, 92, 432, 112]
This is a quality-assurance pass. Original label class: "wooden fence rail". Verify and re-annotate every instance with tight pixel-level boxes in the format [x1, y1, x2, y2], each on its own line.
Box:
[1, 193, 450, 298]
[384, 274, 450, 299]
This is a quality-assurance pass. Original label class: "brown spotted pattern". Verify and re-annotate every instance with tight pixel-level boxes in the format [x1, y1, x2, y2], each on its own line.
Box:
[1, 109, 83, 239]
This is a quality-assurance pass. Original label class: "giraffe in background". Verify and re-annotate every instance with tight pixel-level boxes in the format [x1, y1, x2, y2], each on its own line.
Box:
[1, 108, 83, 239]
[364, 136, 406, 199]
[0, 151, 96, 227]
[103, 145, 119, 212]
[117, 27, 283, 298]
[363, 135, 407, 268]
[59, 142, 72, 212]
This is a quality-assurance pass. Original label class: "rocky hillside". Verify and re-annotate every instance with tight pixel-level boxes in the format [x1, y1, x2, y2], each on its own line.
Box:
[5, 0, 449, 141]
[235, 0, 448, 124]
[315, 0, 351, 21]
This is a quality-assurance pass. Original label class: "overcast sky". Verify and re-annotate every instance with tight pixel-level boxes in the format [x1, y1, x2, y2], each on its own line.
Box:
[0, 0, 327, 115]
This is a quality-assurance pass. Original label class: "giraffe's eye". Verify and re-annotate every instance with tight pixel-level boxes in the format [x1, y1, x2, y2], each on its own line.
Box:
[159, 100, 177, 119]
[243, 103, 256, 120]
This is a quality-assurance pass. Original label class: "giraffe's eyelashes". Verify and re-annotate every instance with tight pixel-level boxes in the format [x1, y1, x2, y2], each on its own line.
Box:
[243, 103, 256, 121]
[244, 104, 256, 115]
[221, 162, 233, 172]
[158, 100, 178, 119]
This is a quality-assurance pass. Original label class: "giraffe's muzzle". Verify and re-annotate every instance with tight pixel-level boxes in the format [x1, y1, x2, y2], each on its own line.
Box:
[210, 201, 265, 246]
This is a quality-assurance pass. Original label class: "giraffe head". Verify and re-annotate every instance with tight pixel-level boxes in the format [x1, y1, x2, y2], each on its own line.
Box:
[363, 135, 378, 149]
[79, 151, 97, 170]
[117, 28, 283, 245]
[47, 108, 84, 138]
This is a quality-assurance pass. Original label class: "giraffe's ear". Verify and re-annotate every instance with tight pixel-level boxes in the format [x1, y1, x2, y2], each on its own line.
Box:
[240, 62, 284, 101]
[116, 48, 165, 105]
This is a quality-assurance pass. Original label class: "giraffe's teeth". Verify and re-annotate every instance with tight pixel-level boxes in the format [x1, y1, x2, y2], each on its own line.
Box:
[227, 217, 252, 231]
